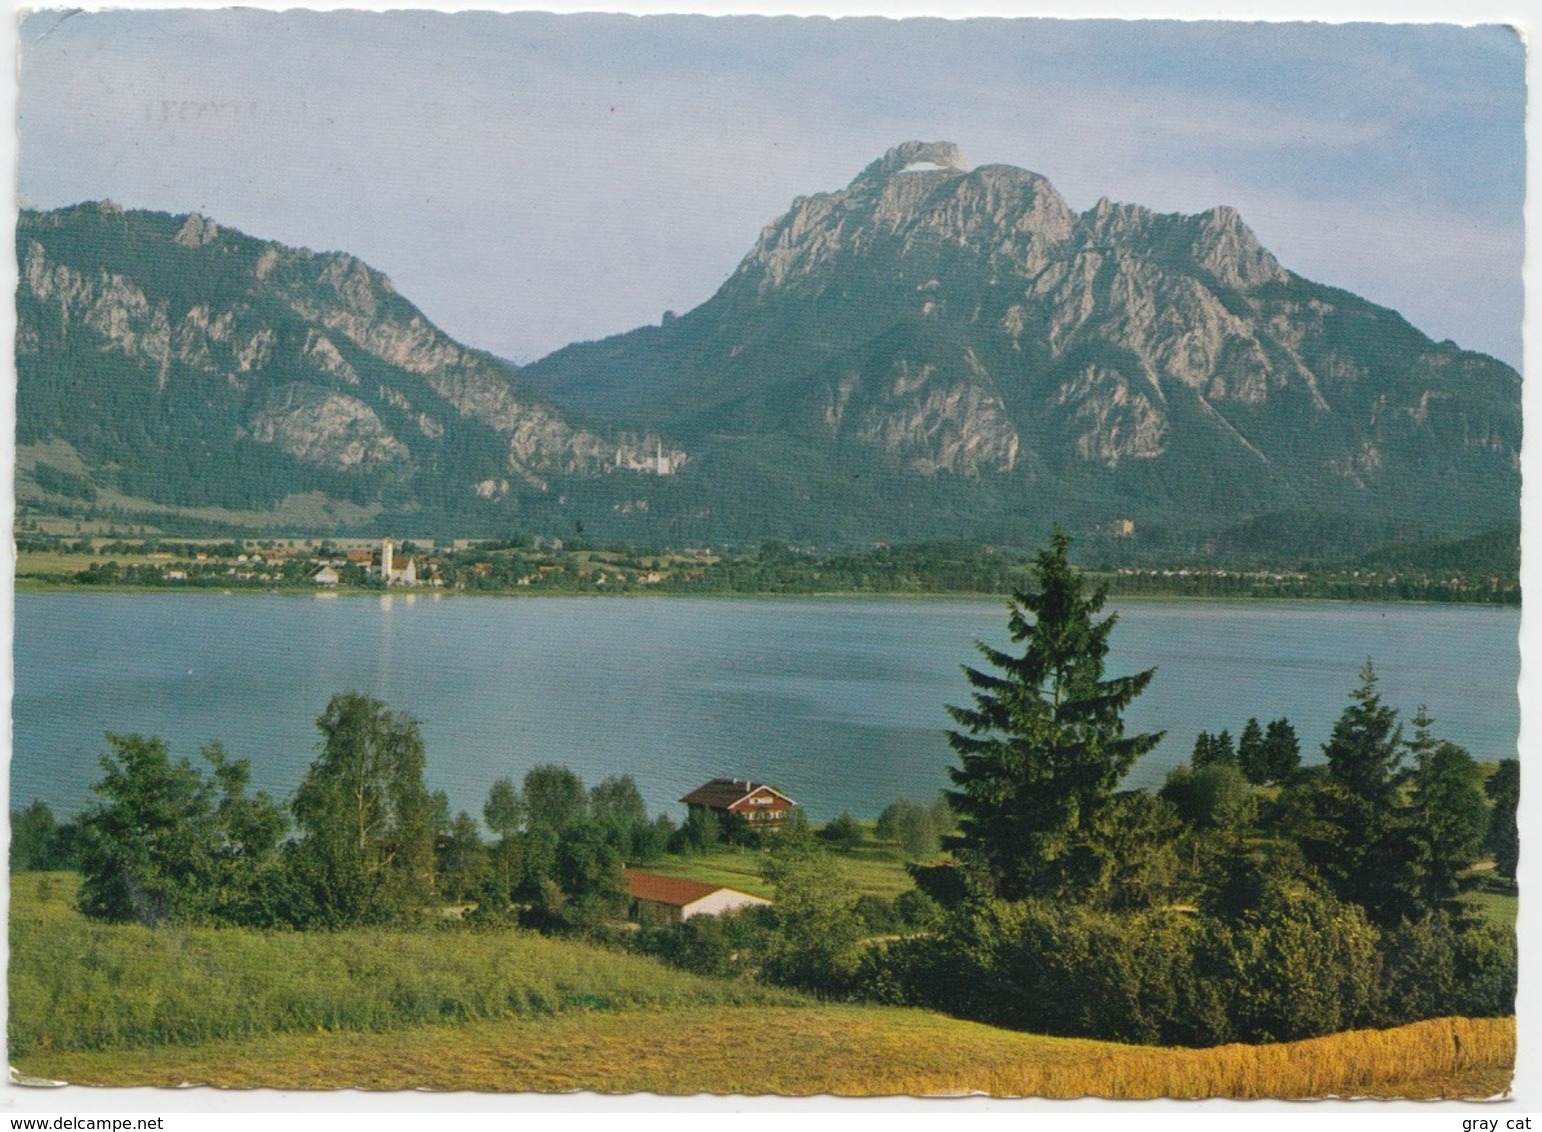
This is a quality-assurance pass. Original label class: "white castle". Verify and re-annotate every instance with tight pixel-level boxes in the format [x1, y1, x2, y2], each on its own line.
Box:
[614, 438, 682, 476]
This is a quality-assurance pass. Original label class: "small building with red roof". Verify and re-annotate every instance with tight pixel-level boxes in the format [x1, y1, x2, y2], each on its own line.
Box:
[623, 868, 771, 925]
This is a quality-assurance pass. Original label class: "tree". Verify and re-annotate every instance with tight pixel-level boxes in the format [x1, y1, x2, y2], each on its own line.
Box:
[287, 692, 436, 926]
[1230, 878, 1381, 1043]
[876, 798, 939, 859]
[1323, 660, 1403, 805]
[1236, 718, 1265, 782]
[818, 812, 863, 850]
[1160, 762, 1256, 831]
[1259, 718, 1301, 783]
[76, 735, 284, 925]
[523, 764, 587, 832]
[1406, 717, 1489, 909]
[1484, 759, 1519, 881]
[550, 822, 627, 931]
[1192, 729, 1236, 768]
[944, 529, 1163, 901]
[1084, 790, 1188, 910]
[590, 774, 653, 856]
[761, 825, 864, 994]
[201, 742, 289, 922]
[10, 800, 70, 872]
[436, 811, 490, 903]
[77, 735, 212, 924]
[671, 805, 720, 854]
[1298, 664, 1423, 926]
[590, 774, 647, 829]
[483, 777, 524, 839]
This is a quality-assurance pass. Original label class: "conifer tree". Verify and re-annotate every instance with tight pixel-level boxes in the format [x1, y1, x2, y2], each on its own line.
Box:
[944, 529, 1163, 900]
[1300, 662, 1423, 925]
[1260, 717, 1301, 783]
[1324, 660, 1403, 804]
[1484, 759, 1520, 881]
[1237, 718, 1266, 782]
[1409, 735, 1489, 908]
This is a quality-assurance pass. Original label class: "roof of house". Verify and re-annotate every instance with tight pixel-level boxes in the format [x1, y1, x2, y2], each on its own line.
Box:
[679, 778, 797, 809]
[624, 869, 736, 907]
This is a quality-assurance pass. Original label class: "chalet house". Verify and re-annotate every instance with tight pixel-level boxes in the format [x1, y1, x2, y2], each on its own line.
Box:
[680, 778, 797, 832]
[623, 868, 770, 925]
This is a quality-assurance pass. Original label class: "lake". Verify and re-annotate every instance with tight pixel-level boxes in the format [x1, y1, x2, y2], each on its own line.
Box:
[12, 592, 1521, 823]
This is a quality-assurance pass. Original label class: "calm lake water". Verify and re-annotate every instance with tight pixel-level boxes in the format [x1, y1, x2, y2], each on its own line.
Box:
[12, 593, 1521, 823]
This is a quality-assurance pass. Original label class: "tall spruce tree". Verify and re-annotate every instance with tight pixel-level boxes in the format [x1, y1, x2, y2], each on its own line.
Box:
[1323, 660, 1403, 804]
[1299, 662, 1424, 925]
[1237, 718, 1266, 782]
[1260, 718, 1302, 783]
[944, 529, 1163, 900]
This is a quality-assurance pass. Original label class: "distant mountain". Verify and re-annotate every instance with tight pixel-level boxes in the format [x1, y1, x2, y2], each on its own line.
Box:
[519, 141, 1521, 546]
[1356, 525, 1521, 577]
[17, 145, 1522, 549]
[16, 202, 686, 533]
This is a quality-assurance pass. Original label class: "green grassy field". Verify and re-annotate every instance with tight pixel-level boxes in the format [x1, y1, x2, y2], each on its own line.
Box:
[8, 873, 799, 1059]
[7, 872, 1514, 1098]
[1467, 875, 1519, 930]
[641, 827, 920, 900]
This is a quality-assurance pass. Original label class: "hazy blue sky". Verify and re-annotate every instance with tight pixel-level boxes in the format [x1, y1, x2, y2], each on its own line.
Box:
[18, 11, 1525, 367]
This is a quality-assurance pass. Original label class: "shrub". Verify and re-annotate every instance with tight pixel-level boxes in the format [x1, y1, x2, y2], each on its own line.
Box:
[875, 800, 938, 859]
[1230, 879, 1381, 1043]
[817, 812, 863, 851]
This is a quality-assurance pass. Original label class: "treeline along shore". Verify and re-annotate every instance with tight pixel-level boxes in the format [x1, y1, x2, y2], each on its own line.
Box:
[13, 524, 1521, 604]
[9, 533, 1518, 1096]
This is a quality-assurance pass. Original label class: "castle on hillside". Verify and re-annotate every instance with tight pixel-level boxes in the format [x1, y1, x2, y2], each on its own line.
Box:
[614, 438, 684, 476]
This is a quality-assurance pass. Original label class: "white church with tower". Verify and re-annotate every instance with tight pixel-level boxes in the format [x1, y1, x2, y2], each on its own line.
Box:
[379, 538, 417, 586]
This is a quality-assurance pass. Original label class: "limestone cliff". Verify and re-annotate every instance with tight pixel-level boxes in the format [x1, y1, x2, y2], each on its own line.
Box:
[17, 202, 686, 514]
[521, 141, 1519, 538]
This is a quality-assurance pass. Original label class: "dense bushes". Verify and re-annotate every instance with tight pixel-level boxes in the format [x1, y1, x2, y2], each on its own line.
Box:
[871, 878, 1511, 1047]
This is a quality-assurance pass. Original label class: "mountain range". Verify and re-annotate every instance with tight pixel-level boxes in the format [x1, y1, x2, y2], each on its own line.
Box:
[16, 142, 1521, 554]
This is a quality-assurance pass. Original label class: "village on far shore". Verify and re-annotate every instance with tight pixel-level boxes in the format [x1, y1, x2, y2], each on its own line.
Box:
[14, 527, 1518, 605]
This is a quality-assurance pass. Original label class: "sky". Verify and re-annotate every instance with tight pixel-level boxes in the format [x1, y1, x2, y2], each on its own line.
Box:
[15, 11, 1528, 369]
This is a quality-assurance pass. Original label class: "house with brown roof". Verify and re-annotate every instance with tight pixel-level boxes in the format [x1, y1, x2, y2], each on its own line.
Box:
[623, 868, 771, 925]
[680, 777, 797, 834]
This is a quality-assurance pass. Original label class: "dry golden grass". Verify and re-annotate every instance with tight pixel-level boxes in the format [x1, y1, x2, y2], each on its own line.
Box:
[17, 1007, 1512, 1099]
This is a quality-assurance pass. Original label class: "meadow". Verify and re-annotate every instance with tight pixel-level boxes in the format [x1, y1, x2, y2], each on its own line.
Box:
[642, 828, 916, 901]
[9, 873, 1513, 1098]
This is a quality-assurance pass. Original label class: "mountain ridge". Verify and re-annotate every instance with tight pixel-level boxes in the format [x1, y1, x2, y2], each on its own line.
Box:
[17, 200, 687, 529]
[15, 144, 1521, 548]
[515, 142, 1519, 541]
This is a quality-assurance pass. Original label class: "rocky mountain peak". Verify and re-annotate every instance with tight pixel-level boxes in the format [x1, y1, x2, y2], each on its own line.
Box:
[16, 204, 692, 523]
[853, 140, 971, 186]
[1076, 197, 1287, 291]
[518, 142, 1520, 543]
[173, 213, 220, 248]
[1187, 205, 1287, 291]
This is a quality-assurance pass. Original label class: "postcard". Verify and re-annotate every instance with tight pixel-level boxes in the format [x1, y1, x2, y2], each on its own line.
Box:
[7, 4, 1527, 1111]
